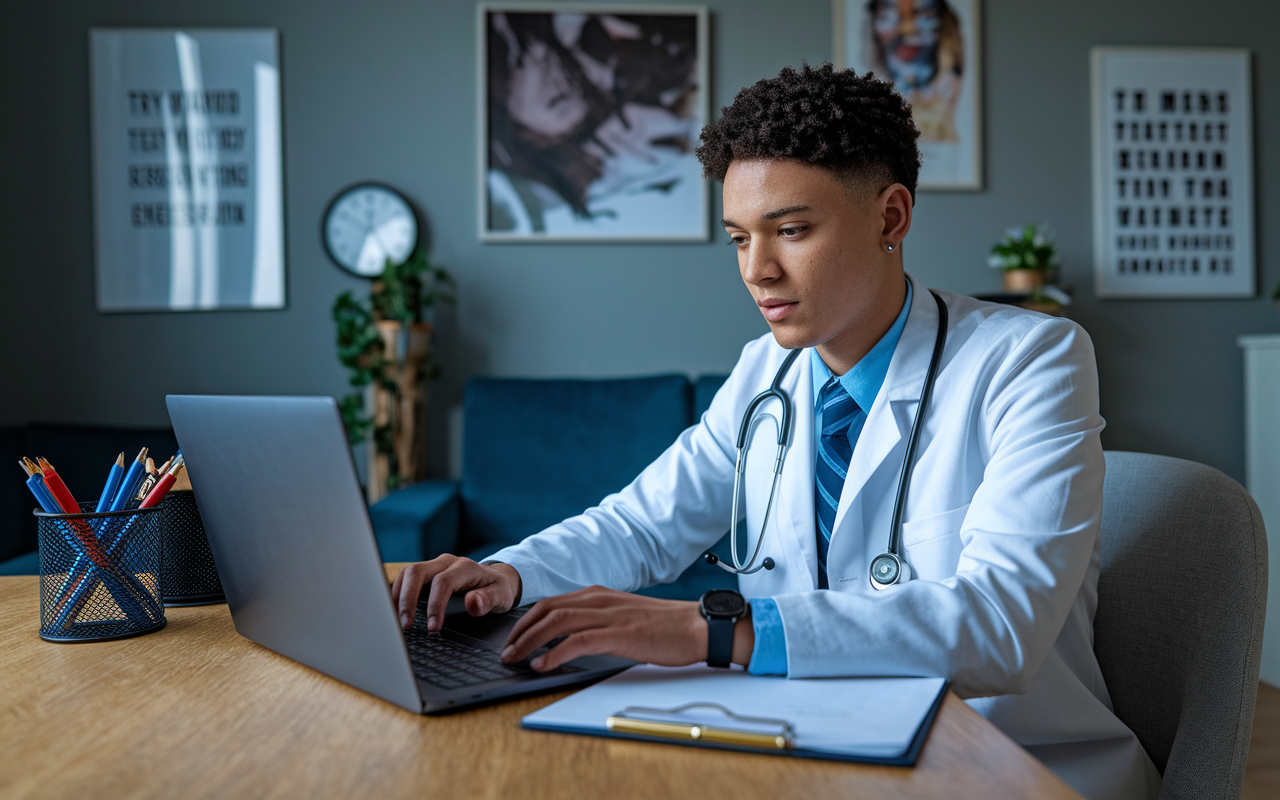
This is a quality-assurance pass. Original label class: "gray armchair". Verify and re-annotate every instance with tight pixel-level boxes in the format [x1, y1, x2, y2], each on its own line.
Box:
[1096, 451, 1268, 800]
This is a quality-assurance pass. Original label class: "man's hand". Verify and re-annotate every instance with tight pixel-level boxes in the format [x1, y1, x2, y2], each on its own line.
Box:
[499, 586, 754, 672]
[391, 556, 522, 632]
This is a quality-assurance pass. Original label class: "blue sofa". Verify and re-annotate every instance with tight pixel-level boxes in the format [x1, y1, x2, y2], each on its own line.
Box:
[370, 373, 735, 600]
[1, 424, 181, 575]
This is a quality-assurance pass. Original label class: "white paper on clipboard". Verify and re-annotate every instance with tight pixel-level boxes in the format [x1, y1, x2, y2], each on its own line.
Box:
[522, 664, 947, 759]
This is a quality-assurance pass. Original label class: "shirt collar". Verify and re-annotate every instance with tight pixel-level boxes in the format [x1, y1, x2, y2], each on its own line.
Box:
[810, 280, 913, 411]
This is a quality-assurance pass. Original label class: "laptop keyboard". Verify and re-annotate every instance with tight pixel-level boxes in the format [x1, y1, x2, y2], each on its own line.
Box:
[404, 630, 582, 690]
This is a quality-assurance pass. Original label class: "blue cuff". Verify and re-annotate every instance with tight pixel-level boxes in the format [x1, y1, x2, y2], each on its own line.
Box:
[747, 598, 788, 676]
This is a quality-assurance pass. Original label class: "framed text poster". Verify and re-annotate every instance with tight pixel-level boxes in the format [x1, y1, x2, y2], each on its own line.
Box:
[90, 29, 285, 312]
[834, 0, 982, 190]
[479, 5, 709, 242]
[1091, 48, 1254, 299]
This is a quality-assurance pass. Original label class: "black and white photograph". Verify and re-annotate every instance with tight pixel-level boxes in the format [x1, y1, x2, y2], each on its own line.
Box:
[479, 5, 708, 241]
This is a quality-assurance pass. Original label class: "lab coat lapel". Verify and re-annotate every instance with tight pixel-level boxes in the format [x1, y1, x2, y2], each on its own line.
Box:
[776, 348, 819, 591]
[831, 275, 940, 540]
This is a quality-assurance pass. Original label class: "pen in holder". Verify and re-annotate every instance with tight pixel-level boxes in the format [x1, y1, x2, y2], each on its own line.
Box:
[35, 501, 167, 643]
[159, 490, 225, 606]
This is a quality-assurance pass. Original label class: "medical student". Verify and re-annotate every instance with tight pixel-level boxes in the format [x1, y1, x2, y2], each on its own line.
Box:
[393, 64, 1159, 800]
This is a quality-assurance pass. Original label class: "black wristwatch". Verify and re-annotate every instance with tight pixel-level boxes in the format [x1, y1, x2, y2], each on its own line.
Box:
[699, 589, 746, 668]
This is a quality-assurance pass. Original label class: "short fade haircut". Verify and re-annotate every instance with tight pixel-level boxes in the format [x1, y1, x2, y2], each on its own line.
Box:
[695, 63, 922, 199]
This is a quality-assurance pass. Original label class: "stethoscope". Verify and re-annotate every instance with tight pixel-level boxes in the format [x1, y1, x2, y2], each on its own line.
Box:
[704, 290, 949, 590]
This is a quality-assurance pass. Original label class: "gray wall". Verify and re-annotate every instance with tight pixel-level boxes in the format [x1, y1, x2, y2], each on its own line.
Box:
[2, 0, 1277, 483]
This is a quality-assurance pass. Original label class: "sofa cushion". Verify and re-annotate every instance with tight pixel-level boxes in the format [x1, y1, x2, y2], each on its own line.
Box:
[693, 375, 729, 421]
[461, 375, 692, 558]
[369, 480, 461, 562]
[0, 550, 40, 576]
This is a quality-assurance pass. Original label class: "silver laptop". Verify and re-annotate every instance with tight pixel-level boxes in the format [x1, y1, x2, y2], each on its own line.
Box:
[166, 395, 631, 714]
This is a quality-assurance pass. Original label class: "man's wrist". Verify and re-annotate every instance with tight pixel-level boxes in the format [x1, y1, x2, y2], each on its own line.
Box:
[480, 561, 523, 608]
[691, 603, 754, 666]
[732, 607, 754, 666]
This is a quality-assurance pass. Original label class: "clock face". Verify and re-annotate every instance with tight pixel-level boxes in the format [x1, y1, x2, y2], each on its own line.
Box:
[323, 184, 418, 277]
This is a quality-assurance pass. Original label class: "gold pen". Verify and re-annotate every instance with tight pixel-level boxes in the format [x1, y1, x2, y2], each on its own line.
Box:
[605, 716, 794, 750]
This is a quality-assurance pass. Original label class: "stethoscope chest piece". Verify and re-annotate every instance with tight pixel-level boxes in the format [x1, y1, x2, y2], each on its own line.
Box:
[869, 552, 911, 590]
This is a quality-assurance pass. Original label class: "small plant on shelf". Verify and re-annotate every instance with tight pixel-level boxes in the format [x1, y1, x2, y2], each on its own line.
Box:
[988, 224, 1060, 293]
[333, 249, 455, 500]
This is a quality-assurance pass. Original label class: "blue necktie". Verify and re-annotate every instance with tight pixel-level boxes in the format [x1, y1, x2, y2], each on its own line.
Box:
[815, 378, 861, 589]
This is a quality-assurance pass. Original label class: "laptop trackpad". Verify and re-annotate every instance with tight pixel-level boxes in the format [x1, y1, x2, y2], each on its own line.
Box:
[431, 594, 529, 649]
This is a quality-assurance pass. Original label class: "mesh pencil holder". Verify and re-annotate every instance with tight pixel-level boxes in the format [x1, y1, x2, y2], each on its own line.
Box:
[159, 490, 225, 606]
[35, 502, 167, 643]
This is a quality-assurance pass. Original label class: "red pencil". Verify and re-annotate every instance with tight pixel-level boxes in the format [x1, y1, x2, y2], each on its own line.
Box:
[36, 457, 81, 515]
[36, 458, 111, 567]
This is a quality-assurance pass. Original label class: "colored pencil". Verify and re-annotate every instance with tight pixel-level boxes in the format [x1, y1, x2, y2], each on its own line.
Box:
[108, 448, 148, 512]
[36, 458, 80, 514]
[96, 453, 125, 514]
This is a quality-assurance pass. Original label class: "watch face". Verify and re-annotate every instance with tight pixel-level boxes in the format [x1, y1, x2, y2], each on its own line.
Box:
[323, 184, 418, 277]
[701, 589, 745, 617]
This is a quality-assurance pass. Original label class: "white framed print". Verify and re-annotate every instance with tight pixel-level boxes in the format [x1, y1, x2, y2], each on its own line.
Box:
[1091, 47, 1255, 299]
[478, 5, 709, 242]
[90, 29, 285, 312]
[834, 0, 982, 190]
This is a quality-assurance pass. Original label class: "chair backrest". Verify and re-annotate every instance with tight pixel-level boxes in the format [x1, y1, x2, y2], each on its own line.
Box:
[1096, 451, 1267, 800]
[459, 375, 692, 559]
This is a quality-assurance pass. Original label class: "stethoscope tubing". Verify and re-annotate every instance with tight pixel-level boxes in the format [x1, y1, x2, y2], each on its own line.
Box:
[884, 291, 948, 562]
[709, 290, 948, 586]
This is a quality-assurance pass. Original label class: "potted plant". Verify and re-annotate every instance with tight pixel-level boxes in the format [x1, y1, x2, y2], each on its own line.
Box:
[988, 224, 1060, 294]
[333, 249, 455, 502]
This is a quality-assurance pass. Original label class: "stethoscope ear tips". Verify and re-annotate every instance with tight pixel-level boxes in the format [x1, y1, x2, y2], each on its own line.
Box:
[762, 557, 775, 570]
[704, 552, 719, 566]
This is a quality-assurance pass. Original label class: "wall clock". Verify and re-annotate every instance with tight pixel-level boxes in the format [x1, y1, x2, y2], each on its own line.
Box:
[322, 182, 418, 277]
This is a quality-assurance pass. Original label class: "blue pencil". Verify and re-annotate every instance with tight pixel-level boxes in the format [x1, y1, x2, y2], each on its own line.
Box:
[108, 447, 148, 511]
[24, 473, 61, 513]
[96, 453, 125, 514]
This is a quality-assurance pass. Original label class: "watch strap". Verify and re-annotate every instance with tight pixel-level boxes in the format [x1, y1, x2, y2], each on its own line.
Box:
[706, 615, 735, 668]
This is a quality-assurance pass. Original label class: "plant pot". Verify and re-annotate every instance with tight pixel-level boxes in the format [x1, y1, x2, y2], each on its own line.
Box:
[1003, 268, 1047, 293]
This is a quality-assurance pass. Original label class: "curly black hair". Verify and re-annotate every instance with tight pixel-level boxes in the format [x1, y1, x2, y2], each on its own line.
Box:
[695, 63, 922, 199]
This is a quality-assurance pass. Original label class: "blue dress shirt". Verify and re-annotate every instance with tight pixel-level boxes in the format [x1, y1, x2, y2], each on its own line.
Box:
[748, 281, 912, 675]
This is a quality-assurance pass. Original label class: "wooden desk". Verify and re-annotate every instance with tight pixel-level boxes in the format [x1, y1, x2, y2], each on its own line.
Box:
[0, 570, 1082, 799]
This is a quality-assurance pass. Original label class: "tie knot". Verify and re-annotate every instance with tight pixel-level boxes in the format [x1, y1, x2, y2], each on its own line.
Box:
[819, 379, 859, 437]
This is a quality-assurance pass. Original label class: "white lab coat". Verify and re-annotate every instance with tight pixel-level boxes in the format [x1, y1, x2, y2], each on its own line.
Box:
[490, 274, 1160, 800]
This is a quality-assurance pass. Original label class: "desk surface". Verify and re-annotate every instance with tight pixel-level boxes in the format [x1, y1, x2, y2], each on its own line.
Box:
[0, 569, 1082, 799]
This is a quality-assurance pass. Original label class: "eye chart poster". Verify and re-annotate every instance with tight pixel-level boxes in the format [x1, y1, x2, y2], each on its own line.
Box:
[1091, 48, 1254, 299]
[91, 29, 285, 312]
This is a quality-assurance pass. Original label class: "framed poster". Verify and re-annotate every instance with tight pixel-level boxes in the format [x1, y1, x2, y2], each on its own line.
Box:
[90, 29, 285, 312]
[1091, 48, 1254, 299]
[834, 0, 982, 190]
[479, 5, 709, 242]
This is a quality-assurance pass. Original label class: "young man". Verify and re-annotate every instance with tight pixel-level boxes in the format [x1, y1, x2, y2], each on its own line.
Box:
[392, 65, 1158, 800]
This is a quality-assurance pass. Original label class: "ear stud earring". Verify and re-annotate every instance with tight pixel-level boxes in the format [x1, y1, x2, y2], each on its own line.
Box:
[885, 244, 896, 253]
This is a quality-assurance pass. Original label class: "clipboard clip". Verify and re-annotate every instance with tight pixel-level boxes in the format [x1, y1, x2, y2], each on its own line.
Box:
[606, 702, 795, 750]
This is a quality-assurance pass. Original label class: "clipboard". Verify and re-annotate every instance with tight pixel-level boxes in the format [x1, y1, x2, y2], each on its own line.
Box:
[521, 664, 948, 766]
